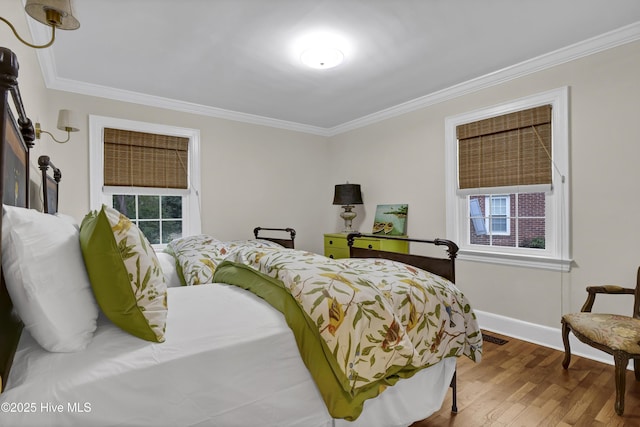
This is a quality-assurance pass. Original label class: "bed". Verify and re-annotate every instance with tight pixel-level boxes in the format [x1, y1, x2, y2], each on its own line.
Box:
[253, 226, 296, 248]
[0, 47, 482, 426]
[38, 155, 61, 215]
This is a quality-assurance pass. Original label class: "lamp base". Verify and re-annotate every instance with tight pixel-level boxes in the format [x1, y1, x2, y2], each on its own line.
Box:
[340, 205, 357, 233]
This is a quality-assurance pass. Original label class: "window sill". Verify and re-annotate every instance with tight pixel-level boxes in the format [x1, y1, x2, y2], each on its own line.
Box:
[153, 243, 168, 252]
[458, 249, 572, 272]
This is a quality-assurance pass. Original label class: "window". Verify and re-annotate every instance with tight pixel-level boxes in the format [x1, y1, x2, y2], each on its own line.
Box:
[445, 88, 570, 271]
[112, 194, 183, 244]
[89, 116, 201, 248]
[482, 195, 510, 236]
[470, 193, 546, 247]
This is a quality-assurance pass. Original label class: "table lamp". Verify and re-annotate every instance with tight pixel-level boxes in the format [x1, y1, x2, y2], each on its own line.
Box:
[333, 183, 363, 233]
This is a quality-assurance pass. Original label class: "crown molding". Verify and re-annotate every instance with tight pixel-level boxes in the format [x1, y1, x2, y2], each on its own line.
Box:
[328, 21, 640, 136]
[31, 19, 640, 137]
[46, 76, 333, 136]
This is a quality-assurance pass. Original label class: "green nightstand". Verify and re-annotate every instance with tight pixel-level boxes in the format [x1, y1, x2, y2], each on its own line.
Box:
[324, 233, 409, 259]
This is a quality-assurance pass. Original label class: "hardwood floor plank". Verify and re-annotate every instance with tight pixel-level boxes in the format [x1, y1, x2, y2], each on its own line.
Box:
[412, 331, 640, 427]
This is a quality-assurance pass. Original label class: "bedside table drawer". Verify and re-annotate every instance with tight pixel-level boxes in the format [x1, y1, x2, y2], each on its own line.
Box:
[352, 238, 379, 250]
[323, 233, 409, 259]
[325, 247, 349, 259]
[324, 235, 348, 249]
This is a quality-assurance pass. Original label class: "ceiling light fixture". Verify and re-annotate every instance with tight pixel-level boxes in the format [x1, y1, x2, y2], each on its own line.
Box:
[294, 30, 349, 70]
[0, 0, 80, 49]
[301, 46, 344, 69]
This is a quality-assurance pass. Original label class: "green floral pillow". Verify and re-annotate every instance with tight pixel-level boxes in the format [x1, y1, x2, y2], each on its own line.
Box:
[80, 205, 167, 342]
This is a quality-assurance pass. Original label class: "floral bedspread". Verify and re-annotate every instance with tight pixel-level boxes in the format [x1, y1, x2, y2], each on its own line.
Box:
[215, 246, 482, 410]
[165, 234, 283, 285]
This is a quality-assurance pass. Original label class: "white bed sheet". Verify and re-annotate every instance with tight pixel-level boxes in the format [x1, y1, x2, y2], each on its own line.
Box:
[1, 284, 455, 427]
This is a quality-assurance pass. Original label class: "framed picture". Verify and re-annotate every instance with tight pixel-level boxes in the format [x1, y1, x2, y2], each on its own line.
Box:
[372, 204, 408, 236]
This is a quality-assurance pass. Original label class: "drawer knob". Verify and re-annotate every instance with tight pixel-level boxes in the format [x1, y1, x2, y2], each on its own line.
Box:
[368, 244, 373, 249]
[329, 240, 333, 245]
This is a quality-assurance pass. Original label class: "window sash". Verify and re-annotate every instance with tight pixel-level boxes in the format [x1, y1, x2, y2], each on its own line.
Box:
[109, 193, 184, 245]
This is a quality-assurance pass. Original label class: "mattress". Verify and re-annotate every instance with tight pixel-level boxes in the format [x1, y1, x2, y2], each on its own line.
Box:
[1, 284, 455, 427]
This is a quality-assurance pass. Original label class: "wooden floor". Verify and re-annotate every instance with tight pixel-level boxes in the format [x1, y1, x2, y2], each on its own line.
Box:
[412, 331, 640, 427]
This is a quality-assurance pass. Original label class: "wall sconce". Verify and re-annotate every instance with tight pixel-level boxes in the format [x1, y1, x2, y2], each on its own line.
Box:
[0, 0, 80, 49]
[35, 109, 80, 143]
[333, 183, 363, 233]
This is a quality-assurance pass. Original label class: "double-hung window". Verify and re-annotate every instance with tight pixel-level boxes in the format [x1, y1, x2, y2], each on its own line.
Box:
[482, 195, 510, 236]
[89, 116, 201, 248]
[445, 88, 570, 271]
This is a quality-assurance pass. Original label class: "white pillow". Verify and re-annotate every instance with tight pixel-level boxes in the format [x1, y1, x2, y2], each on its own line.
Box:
[54, 212, 80, 230]
[1, 205, 98, 352]
[157, 251, 182, 288]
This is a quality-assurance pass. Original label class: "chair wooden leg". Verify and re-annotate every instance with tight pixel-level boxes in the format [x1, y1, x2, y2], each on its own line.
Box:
[613, 351, 628, 416]
[635, 358, 640, 382]
[561, 320, 571, 369]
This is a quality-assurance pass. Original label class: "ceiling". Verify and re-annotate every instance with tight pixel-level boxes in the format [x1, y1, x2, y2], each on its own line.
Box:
[26, 0, 640, 135]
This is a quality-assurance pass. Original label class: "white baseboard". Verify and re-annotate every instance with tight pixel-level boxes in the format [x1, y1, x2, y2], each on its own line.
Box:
[475, 310, 629, 368]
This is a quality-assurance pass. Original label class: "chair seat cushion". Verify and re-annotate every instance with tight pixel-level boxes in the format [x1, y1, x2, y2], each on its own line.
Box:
[563, 313, 640, 354]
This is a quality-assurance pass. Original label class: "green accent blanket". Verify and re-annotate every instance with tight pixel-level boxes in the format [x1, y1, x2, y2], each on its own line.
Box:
[212, 247, 482, 420]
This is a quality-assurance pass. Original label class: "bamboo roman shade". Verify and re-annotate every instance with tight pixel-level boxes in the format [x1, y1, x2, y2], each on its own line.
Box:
[456, 105, 552, 191]
[103, 128, 189, 189]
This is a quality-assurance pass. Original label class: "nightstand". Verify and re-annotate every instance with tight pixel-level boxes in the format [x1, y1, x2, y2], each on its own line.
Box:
[324, 233, 409, 259]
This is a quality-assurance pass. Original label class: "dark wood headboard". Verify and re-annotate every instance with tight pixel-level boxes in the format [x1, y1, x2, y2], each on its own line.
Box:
[0, 47, 35, 393]
[253, 226, 296, 249]
[346, 233, 459, 284]
[38, 155, 61, 214]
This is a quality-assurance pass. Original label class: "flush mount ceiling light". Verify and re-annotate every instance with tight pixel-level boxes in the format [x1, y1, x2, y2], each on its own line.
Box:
[294, 30, 349, 70]
[300, 46, 344, 69]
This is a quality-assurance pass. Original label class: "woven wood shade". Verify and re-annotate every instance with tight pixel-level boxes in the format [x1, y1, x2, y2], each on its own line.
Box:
[104, 128, 189, 189]
[457, 105, 552, 190]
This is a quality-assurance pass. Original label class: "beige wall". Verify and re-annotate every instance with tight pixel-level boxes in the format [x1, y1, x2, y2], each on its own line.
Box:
[5, 0, 640, 333]
[51, 90, 333, 252]
[329, 40, 640, 330]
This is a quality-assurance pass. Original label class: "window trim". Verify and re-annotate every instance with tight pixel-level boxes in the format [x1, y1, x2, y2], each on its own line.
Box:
[445, 87, 571, 271]
[89, 115, 202, 246]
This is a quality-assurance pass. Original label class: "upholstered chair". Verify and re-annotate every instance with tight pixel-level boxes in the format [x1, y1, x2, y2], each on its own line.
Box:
[561, 267, 640, 415]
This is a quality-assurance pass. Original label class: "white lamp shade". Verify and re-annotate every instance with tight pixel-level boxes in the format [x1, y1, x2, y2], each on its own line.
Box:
[56, 109, 80, 132]
[25, 0, 80, 30]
